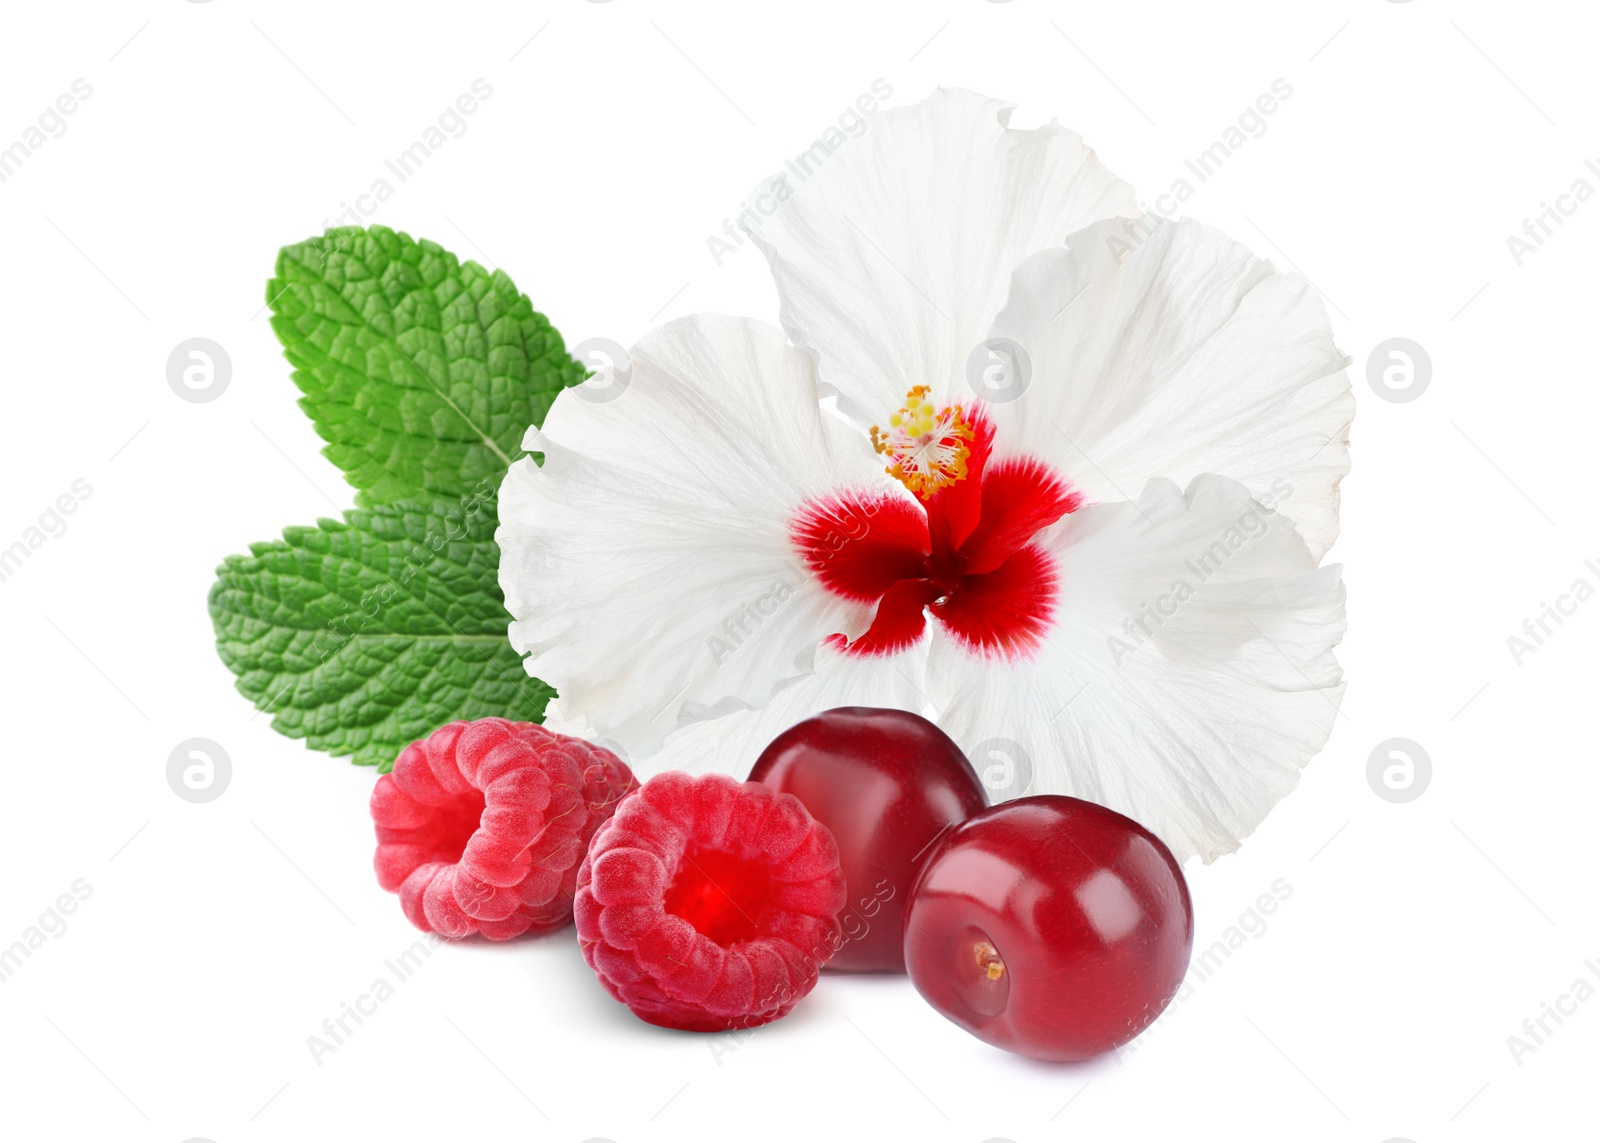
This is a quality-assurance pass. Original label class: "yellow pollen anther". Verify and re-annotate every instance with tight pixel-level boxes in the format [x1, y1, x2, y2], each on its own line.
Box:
[870, 385, 974, 498]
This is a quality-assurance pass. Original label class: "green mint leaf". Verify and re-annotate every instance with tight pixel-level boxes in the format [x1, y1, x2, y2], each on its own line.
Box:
[267, 224, 584, 506]
[208, 496, 552, 771]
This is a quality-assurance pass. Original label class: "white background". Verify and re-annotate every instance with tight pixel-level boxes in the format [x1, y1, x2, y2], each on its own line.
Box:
[1, 2, 1595, 1141]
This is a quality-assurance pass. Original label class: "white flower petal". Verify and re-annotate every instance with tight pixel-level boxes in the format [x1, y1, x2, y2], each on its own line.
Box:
[927, 473, 1346, 864]
[989, 217, 1354, 559]
[497, 315, 883, 756]
[750, 88, 1137, 426]
[555, 641, 934, 779]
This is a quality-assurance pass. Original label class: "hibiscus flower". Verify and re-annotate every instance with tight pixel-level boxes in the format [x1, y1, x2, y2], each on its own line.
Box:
[498, 90, 1352, 863]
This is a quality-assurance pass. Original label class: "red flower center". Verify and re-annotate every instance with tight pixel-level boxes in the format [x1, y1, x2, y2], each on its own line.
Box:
[793, 397, 1081, 657]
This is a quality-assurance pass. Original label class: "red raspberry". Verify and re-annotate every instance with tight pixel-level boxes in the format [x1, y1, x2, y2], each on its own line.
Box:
[575, 772, 846, 1032]
[371, 719, 636, 940]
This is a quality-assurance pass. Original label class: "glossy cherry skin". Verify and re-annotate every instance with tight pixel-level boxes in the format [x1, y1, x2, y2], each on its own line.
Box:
[903, 795, 1193, 1061]
[748, 707, 988, 972]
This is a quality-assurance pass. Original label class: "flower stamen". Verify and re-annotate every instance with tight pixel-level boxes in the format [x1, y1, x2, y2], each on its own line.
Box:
[869, 385, 974, 498]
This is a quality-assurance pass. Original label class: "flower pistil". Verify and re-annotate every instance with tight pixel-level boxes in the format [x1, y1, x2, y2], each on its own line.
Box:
[870, 385, 975, 498]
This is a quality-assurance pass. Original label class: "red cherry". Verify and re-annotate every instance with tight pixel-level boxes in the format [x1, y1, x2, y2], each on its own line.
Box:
[749, 707, 988, 972]
[903, 795, 1193, 1061]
